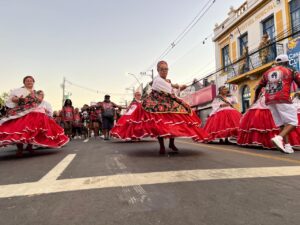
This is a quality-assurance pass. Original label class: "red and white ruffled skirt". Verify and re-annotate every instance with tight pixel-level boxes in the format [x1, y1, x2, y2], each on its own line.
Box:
[204, 109, 242, 140]
[289, 113, 300, 147]
[111, 102, 209, 142]
[0, 112, 69, 148]
[237, 108, 279, 149]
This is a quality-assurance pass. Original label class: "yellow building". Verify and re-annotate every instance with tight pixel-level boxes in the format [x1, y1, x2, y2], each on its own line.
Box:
[213, 0, 299, 112]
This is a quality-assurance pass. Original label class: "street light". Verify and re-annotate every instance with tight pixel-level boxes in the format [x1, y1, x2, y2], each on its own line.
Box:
[140, 69, 154, 81]
[125, 72, 141, 85]
[125, 87, 135, 96]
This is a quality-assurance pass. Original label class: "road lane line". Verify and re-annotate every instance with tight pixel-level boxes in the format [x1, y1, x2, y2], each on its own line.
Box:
[39, 154, 76, 182]
[1, 166, 300, 198]
[178, 141, 300, 165]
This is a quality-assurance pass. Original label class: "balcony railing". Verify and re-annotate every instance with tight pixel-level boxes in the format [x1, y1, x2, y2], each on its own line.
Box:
[226, 43, 284, 80]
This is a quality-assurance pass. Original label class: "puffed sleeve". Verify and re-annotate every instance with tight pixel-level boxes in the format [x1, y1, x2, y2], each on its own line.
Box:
[5, 88, 22, 108]
[230, 96, 238, 104]
[294, 71, 300, 88]
[152, 76, 172, 94]
[212, 98, 221, 111]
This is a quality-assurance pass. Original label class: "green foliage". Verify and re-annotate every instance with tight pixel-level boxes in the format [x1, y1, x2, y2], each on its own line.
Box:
[0, 92, 9, 107]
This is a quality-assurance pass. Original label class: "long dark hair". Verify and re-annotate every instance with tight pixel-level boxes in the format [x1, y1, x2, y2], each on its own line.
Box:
[64, 99, 73, 107]
[293, 92, 300, 100]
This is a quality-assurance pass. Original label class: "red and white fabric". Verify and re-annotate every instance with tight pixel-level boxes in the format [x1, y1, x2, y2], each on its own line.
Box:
[204, 96, 242, 140]
[111, 76, 209, 142]
[289, 97, 300, 147]
[259, 65, 300, 105]
[237, 95, 279, 149]
[0, 108, 69, 148]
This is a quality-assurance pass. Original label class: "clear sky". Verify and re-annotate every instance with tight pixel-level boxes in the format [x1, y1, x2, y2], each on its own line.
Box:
[0, 0, 245, 110]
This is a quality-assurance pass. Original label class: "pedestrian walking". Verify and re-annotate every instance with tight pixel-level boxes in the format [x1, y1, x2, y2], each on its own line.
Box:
[61, 99, 75, 139]
[99, 95, 121, 140]
[254, 54, 300, 153]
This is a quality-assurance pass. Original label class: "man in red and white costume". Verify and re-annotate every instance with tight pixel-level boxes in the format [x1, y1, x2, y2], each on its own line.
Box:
[255, 54, 300, 153]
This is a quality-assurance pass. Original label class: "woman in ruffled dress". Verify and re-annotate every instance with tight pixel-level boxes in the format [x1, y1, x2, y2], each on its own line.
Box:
[288, 93, 300, 148]
[111, 61, 209, 154]
[204, 86, 242, 142]
[0, 76, 69, 157]
[237, 90, 279, 149]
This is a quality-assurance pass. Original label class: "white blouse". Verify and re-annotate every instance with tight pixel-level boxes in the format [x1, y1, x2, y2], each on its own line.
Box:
[293, 97, 300, 112]
[152, 76, 180, 95]
[250, 95, 268, 110]
[6, 87, 31, 108]
[210, 96, 237, 116]
[37, 100, 53, 117]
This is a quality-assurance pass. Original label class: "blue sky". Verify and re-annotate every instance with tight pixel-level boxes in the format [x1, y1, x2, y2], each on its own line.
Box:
[0, 0, 245, 109]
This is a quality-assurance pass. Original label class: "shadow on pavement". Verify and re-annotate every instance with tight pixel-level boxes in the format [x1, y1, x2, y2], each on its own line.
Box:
[126, 149, 205, 158]
[0, 150, 61, 161]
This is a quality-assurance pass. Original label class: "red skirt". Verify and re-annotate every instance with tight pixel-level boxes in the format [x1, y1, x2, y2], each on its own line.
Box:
[204, 109, 242, 140]
[237, 109, 279, 149]
[0, 112, 69, 148]
[289, 113, 300, 147]
[111, 103, 209, 142]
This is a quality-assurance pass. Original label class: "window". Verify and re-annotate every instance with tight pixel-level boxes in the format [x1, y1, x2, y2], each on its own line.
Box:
[239, 33, 248, 57]
[222, 45, 230, 72]
[242, 85, 251, 113]
[290, 0, 300, 37]
[262, 16, 275, 40]
[261, 16, 276, 62]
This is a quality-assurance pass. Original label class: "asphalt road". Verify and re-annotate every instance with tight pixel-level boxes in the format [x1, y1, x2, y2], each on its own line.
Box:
[1, 138, 300, 225]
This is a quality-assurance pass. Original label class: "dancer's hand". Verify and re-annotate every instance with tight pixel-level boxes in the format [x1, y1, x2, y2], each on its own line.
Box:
[220, 103, 229, 107]
[12, 95, 23, 103]
[180, 85, 187, 91]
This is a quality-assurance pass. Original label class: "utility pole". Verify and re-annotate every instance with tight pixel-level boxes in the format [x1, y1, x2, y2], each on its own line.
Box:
[62, 77, 66, 107]
[125, 87, 135, 98]
[151, 69, 154, 80]
[140, 70, 154, 81]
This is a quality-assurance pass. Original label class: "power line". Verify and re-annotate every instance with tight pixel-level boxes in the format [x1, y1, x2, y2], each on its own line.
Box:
[64, 79, 132, 96]
[184, 25, 300, 87]
[182, 15, 299, 86]
[146, 0, 216, 71]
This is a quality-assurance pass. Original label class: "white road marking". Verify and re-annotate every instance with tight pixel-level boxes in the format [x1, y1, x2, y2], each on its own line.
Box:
[39, 154, 76, 182]
[1, 166, 300, 198]
[113, 156, 127, 170]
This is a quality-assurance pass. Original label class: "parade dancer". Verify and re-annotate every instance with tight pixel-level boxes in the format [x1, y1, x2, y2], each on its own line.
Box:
[111, 91, 142, 141]
[89, 105, 100, 138]
[99, 95, 121, 140]
[254, 54, 300, 154]
[81, 105, 90, 139]
[36, 90, 53, 117]
[73, 108, 83, 139]
[237, 90, 279, 149]
[288, 93, 300, 148]
[111, 61, 209, 154]
[0, 76, 69, 157]
[61, 99, 75, 139]
[204, 86, 242, 142]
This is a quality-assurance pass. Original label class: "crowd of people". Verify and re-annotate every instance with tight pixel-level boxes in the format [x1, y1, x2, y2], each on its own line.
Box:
[1, 54, 300, 157]
[52, 95, 123, 141]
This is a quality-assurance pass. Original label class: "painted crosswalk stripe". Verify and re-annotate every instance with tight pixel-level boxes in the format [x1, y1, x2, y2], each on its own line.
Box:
[0, 154, 300, 198]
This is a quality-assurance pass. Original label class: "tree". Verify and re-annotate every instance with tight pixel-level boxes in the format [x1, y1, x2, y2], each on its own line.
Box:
[0, 92, 9, 107]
